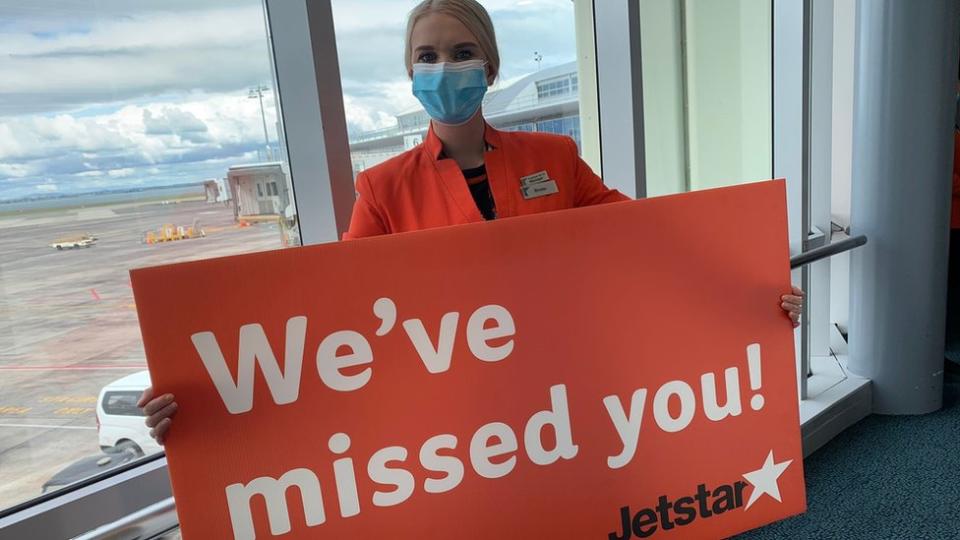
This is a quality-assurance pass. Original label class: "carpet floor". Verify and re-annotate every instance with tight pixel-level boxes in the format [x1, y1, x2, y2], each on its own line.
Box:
[735, 370, 960, 539]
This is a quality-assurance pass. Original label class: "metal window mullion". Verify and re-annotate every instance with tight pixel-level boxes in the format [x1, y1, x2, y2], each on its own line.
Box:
[799, 0, 813, 400]
[773, 0, 806, 399]
[266, 0, 355, 245]
[594, 0, 647, 198]
[679, 0, 692, 192]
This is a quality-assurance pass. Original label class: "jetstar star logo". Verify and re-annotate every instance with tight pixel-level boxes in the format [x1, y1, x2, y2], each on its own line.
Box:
[608, 450, 793, 539]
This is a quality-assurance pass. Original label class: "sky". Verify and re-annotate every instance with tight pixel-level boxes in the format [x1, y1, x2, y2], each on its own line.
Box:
[0, 0, 577, 202]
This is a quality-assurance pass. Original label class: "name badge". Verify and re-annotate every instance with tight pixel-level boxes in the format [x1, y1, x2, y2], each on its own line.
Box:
[520, 171, 550, 187]
[521, 180, 559, 199]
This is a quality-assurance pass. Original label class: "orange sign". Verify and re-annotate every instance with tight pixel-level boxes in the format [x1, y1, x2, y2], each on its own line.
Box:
[131, 180, 805, 539]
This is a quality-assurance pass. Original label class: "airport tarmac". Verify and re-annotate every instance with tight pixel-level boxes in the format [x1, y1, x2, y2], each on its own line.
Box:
[0, 199, 285, 510]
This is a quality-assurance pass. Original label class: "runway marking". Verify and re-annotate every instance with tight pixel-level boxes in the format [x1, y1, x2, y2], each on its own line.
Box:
[0, 407, 31, 415]
[54, 407, 94, 415]
[0, 423, 97, 431]
[0, 364, 146, 372]
[40, 396, 97, 404]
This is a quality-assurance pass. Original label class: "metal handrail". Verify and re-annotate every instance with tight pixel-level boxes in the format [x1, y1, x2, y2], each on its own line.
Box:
[790, 234, 867, 269]
[789, 233, 867, 401]
[72, 497, 177, 540]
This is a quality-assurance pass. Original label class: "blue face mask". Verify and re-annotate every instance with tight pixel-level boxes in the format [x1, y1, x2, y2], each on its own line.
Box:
[412, 60, 488, 126]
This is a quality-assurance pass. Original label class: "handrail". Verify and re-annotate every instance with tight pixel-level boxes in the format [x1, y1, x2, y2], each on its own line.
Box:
[790, 234, 867, 269]
[789, 233, 867, 402]
[0, 452, 167, 522]
[72, 497, 177, 540]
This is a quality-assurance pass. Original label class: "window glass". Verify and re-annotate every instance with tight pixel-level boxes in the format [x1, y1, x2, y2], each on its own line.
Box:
[102, 392, 145, 417]
[639, 0, 773, 196]
[334, 0, 585, 175]
[0, 0, 297, 510]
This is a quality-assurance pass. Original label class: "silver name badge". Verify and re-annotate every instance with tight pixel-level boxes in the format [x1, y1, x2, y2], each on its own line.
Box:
[520, 171, 550, 187]
[521, 180, 559, 199]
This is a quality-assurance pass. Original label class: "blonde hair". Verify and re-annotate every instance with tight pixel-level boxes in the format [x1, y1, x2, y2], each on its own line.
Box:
[404, 0, 500, 81]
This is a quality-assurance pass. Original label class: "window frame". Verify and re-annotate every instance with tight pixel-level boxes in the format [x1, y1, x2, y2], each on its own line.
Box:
[0, 0, 354, 537]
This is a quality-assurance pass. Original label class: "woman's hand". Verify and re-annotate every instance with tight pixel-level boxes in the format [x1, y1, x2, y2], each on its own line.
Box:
[781, 285, 804, 328]
[137, 386, 177, 445]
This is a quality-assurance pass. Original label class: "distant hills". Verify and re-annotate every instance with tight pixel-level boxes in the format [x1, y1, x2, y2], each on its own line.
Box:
[0, 182, 203, 205]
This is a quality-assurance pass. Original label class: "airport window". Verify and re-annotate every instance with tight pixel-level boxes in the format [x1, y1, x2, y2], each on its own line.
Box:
[537, 116, 582, 149]
[336, 0, 589, 172]
[638, 0, 773, 196]
[537, 76, 573, 100]
[0, 0, 301, 512]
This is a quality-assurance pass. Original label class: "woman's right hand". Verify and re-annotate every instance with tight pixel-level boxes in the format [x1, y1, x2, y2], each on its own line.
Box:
[137, 386, 178, 445]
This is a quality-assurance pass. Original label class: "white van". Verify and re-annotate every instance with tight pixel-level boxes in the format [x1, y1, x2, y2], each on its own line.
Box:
[95, 370, 161, 456]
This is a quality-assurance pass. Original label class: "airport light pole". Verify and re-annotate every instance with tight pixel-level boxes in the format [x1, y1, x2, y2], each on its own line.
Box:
[248, 85, 272, 161]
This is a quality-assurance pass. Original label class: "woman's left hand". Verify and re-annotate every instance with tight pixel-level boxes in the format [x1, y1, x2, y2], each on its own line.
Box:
[781, 285, 804, 328]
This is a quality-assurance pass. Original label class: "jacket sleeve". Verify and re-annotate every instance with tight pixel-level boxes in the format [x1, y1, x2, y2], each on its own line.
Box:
[342, 172, 389, 240]
[568, 137, 631, 206]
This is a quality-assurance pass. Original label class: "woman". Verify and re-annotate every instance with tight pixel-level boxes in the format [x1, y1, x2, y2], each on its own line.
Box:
[139, 0, 804, 443]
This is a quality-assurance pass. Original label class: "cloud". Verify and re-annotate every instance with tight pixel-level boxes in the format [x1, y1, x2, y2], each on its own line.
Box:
[0, 0, 578, 201]
[35, 181, 58, 192]
[143, 108, 208, 135]
[0, 2, 270, 116]
[107, 167, 135, 178]
[0, 90, 281, 200]
[0, 163, 33, 178]
[341, 80, 421, 136]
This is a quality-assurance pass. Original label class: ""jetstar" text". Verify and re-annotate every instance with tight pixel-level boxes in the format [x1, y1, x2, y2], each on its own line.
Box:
[609, 481, 749, 539]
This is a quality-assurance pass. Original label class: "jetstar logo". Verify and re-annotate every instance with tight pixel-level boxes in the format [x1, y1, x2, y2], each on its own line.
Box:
[609, 450, 793, 539]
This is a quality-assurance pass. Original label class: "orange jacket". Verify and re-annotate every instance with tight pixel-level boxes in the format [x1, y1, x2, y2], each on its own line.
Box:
[344, 123, 628, 239]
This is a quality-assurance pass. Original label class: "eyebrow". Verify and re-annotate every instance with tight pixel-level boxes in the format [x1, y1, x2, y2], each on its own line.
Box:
[414, 42, 479, 53]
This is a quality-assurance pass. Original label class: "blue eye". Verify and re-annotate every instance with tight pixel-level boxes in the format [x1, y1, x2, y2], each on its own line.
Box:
[418, 52, 438, 63]
[455, 49, 474, 61]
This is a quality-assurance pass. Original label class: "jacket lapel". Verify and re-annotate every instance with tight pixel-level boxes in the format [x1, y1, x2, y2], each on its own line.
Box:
[481, 126, 515, 218]
[424, 124, 484, 223]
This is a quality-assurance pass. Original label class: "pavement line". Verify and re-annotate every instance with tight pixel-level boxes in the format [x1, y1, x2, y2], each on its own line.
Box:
[54, 407, 94, 415]
[0, 365, 146, 371]
[0, 423, 97, 430]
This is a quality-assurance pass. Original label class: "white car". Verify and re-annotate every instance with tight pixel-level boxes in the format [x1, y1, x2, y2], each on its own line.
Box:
[96, 370, 161, 456]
